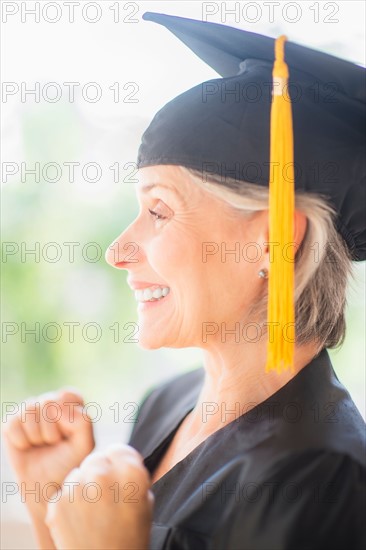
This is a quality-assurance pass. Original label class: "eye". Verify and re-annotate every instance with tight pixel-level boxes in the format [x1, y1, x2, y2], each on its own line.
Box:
[148, 208, 166, 221]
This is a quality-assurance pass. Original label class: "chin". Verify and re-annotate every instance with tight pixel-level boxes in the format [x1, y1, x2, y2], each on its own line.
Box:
[137, 329, 187, 350]
[137, 341, 163, 350]
[137, 331, 165, 350]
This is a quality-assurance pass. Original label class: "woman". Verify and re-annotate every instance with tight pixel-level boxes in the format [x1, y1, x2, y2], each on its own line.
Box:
[3, 12, 365, 550]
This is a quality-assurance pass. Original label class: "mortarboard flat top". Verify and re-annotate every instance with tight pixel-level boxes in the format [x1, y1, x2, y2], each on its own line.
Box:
[137, 12, 366, 261]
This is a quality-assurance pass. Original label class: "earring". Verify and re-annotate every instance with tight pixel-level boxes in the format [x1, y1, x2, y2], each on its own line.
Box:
[258, 268, 268, 279]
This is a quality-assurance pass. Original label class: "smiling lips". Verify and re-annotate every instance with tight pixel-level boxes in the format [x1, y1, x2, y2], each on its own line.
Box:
[126, 279, 171, 302]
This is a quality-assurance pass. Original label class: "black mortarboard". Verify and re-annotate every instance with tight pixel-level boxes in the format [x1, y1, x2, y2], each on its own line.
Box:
[136, 12, 366, 373]
[137, 12, 366, 262]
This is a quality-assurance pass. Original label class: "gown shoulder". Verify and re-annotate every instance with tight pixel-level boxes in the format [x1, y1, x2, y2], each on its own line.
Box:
[127, 351, 366, 549]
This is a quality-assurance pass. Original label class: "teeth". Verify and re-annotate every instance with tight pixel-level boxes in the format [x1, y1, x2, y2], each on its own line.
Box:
[152, 288, 163, 299]
[143, 288, 153, 301]
[134, 286, 170, 302]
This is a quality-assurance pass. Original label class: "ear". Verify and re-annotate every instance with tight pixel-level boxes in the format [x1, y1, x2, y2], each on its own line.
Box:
[259, 209, 308, 256]
[293, 209, 308, 254]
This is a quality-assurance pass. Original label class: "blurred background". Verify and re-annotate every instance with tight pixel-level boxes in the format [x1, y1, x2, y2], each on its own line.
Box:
[1, 1, 365, 548]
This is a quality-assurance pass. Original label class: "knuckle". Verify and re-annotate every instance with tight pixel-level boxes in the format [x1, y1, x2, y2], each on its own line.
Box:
[106, 443, 143, 463]
[58, 388, 84, 406]
[41, 397, 60, 412]
[89, 471, 110, 487]
[22, 398, 41, 419]
[4, 410, 23, 428]
[120, 460, 151, 486]
[80, 451, 109, 467]
[42, 432, 59, 445]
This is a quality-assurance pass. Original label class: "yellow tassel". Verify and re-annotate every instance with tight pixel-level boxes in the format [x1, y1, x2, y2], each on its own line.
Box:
[265, 35, 295, 374]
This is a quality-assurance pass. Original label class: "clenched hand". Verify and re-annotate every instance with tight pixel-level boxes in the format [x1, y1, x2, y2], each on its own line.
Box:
[45, 443, 154, 550]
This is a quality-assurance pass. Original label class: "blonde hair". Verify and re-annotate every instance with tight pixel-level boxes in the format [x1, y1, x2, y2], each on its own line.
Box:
[182, 166, 353, 351]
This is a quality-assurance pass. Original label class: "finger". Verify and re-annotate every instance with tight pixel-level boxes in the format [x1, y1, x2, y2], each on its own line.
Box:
[38, 397, 65, 445]
[57, 403, 93, 439]
[52, 389, 86, 438]
[21, 392, 65, 446]
[21, 391, 71, 446]
[20, 398, 44, 446]
[106, 444, 149, 476]
[104, 444, 152, 486]
[79, 450, 112, 476]
[57, 389, 85, 407]
[105, 443, 144, 464]
[33, 391, 65, 445]
[82, 445, 147, 479]
[2, 415, 32, 451]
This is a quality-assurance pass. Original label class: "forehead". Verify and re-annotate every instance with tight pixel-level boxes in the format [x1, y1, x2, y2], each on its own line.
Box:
[136, 165, 190, 197]
[135, 164, 222, 210]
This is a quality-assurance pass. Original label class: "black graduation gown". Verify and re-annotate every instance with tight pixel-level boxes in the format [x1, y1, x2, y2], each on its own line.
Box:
[128, 349, 366, 550]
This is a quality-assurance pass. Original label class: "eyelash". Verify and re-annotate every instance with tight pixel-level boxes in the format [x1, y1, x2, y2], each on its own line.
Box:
[148, 208, 166, 221]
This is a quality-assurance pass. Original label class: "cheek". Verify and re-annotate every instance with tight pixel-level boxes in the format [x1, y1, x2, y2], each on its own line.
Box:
[202, 239, 261, 310]
[147, 227, 204, 278]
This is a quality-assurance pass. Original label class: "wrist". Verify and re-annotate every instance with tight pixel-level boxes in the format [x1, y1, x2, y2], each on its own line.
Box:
[28, 512, 57, 550]
[26, 501, 48, 523]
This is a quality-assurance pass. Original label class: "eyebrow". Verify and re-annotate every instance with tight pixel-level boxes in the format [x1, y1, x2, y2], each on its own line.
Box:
[139, 183, 181, 197]
[137, 182, 187, 207]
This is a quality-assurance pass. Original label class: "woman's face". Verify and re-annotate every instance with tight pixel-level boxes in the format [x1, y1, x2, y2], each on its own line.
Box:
[105, 165, 268, 349]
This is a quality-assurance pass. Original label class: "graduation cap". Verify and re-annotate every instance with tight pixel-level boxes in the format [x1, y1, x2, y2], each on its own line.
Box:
[137, 12, 366, 373]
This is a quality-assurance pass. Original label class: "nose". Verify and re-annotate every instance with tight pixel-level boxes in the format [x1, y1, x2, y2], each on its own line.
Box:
[105, 223, 142, 269]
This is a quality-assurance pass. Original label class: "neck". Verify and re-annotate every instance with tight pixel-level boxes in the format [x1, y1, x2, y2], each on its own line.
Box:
[186, 337, 319, 436]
